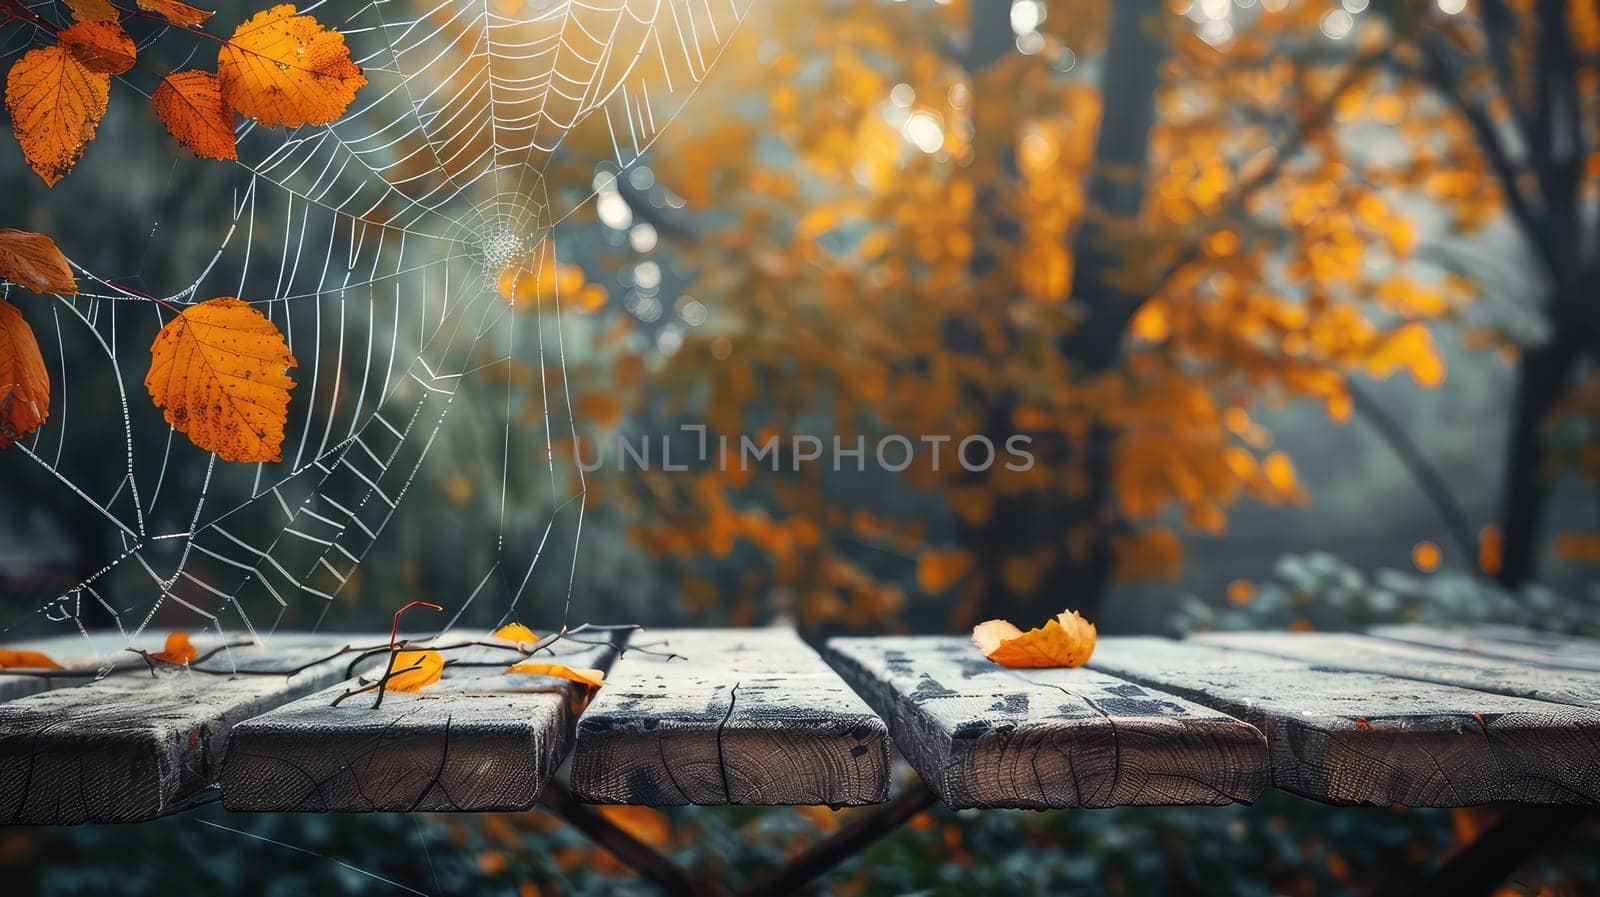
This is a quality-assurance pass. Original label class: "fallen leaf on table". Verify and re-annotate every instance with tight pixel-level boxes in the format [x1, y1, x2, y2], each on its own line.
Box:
[973, 608, 1097, 668]
[492, 622, 538, 644]
[505, 661, 605, 688]
[385, 648, 444, 692]
[151, 630, 197, 664]
[0, 648, 63, 669]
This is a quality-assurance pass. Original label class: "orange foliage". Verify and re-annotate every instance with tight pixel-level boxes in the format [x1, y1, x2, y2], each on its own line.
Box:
[0, 299, 50, 450]
[145, 297, 298, 463]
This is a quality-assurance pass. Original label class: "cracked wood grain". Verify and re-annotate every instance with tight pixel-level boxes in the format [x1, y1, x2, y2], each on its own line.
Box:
[1370, 625, 1600, 673]
[1194, 631, 1600, 710]
[1089, 637, 1600, 807]
[219, 640, 617, 813]
[826, 636, 1267, 809]
[570, 629, 889, 806]
[0, 634, 363, 824]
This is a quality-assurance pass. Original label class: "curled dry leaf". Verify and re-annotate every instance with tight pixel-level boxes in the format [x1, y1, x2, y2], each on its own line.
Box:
[5, 45, 110, 185]
[491, 622, 538, 644]
[972, 608, 1097, 668]
[0, 648, 63, 669]
[217, 4, 367, 128]
[153, 70, 236, 159]
[137, 0, 215, 28]
[386, 649, 444, 693]
[505, 661, 606, 688]
[0, 299, 50, 450]
[151, 630, 197, 664]
[145, 297, 297, 463]
[58, 21, 137, 75]
[0, 228, 76, 294]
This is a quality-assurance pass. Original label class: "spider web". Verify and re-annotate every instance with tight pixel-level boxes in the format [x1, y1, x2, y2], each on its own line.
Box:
[6, 0, 753, 649]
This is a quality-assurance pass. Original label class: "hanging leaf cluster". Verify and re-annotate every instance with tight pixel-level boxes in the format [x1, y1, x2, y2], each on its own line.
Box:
[0, 1, 368, 461]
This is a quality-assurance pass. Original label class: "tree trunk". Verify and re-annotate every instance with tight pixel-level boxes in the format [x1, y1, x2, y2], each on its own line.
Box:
[955, 0, 1167, 628]
[1496, 333, 1582, 588]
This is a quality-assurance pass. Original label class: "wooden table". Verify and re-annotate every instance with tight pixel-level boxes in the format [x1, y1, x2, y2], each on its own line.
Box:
[1, 624, 1595, 825]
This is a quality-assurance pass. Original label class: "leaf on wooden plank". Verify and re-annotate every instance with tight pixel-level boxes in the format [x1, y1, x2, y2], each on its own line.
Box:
[145, 297, 297, 463]
[386, 649, 444, 693]
[0, 647, 62, 670]
[151, 630, 196, 664]
[973, 608, 1097, 668]
[137, 0, 214, 28]
[152, 70, 236, 159]
[58, 21, 137, 75]
[505, 661, 605, 688]
[4, 45, 110, 185]
[62, 0, 118, 22]
[216, 4, 366, 128]
[0, 228, 76, 293]
[492, 622, 538, 645]
[0, 299, 50, 450]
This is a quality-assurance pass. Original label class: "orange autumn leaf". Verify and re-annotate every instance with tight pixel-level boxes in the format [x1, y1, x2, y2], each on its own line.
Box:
[151, 630, 197, 664]
[217, 4, 366, 128]
[972, 608, 1097, 668]
[5, 45, 110, 185]
[137, 0, 214, 28]
[0, 647, 63, 669]
[152, 70, 237, 160]
[62, 0, 118, 21]
[0, 299, 50, 450]
[386, 648, 444, 692]
[0, 228, 76, 293]
[145, 297, 297, 463]
[58, 21, 137, 75]
[492, 622, 539, 644]
[505, 660, 606, 688]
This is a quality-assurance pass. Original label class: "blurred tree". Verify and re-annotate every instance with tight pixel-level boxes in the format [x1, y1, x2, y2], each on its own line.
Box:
[537, 0, 1498, 631]
[1366, 0, 1599, 588]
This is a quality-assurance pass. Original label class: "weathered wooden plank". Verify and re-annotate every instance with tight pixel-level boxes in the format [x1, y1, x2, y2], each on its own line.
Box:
[0, 635, 360, 824]
[0, 630, 373, 702]
[1089, 637, 1600, 806]
[1195, 631, 1600, 710]
[826, 636, 1267, 809]
[570, 629, 889, 806]
[220, 640, 617, 813]
[1371, 625, 1600, 673]
[0, 631, 143, 703]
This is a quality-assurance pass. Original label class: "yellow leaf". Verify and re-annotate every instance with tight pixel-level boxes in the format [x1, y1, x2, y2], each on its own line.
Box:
[0, 299, 50, 450]
[492, 622, 538, 644]
[505, 661, 606, 688]
[153, 70, 237, 160]
[4, 45, 110, 185]
[972, 609, 1097, 668]
[217, 4, 367, 128]
[386, 649, 444, 692]
[0, 228, 76, 294]
[145, 297, 298, 463]
[0, 647, 62, 669]
[151, 630, 197, 664]
[58, 21, 137, 75]
[137, 0, 214, 28]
